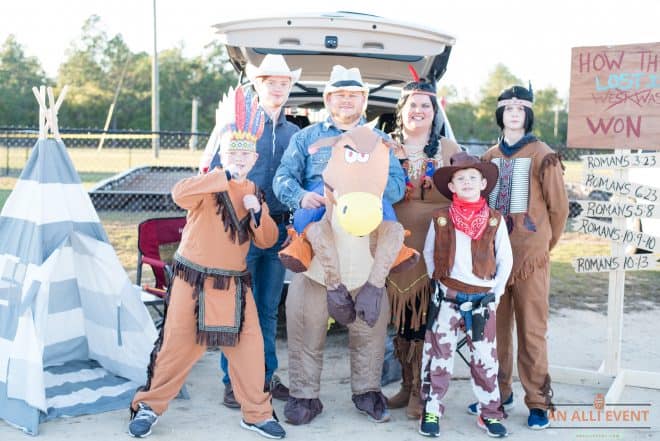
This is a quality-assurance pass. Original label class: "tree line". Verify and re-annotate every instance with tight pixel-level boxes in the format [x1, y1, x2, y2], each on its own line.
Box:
[0, 15, 568, 145]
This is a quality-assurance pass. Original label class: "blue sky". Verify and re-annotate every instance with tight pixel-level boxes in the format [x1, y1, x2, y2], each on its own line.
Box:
[1, 0, 658, 100]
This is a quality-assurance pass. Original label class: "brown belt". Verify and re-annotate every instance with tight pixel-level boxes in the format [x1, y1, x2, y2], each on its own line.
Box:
[440, 277, 491, 294]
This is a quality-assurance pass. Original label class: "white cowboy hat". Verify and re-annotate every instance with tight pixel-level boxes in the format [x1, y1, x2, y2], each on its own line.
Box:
[246, 54, 302, 84]
[322, 65, 370, 97]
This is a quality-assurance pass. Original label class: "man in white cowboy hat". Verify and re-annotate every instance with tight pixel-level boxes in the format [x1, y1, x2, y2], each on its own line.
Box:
[209, 54, 302, 408]
[273, 66, 405, 425]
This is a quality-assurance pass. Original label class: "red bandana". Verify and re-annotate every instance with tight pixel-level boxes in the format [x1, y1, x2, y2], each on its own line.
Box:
[449, 195, 490, 240]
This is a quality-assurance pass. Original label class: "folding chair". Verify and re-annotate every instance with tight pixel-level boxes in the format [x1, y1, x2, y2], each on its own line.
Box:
[136, 216, 187, 328]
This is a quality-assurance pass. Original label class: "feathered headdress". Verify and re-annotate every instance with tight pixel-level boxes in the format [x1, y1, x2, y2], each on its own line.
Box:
[199, 86, 265, 172]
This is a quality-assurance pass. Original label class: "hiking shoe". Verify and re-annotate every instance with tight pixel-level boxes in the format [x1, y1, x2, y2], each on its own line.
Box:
[467, 392, 514, 416]
[269, 375, 290, 401]
[223, 383, 240, 409]
[477, 416, 508, 437]
[528, 408, 549, 430]
[418, 409, 440, 437]
[240, 418, 286, 439]
[128, 402, 158, 438]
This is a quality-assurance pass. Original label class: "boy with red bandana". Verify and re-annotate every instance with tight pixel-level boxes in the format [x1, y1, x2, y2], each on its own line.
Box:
[418, 152, 512, 438]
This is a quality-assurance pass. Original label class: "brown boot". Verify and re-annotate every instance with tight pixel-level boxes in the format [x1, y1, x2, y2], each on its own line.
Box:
[406, 339, 424, 419]
[390, 230, 420, 273]
[386, 336, 411, 408]
[278, 227, 313, 272]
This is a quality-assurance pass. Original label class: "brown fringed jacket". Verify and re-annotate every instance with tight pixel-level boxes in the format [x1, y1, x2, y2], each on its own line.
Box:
[481, 140, 569, 284]
[170, 168, 278, 346]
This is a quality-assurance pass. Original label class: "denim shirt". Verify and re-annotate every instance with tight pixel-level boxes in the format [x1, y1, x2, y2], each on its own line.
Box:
[210, 111, 299, 216]
[273, 116, 406, 211]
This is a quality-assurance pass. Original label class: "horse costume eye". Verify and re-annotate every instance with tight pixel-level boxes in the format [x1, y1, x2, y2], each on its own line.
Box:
[356, 152, 369, 163]
[344, 147, 357, 163]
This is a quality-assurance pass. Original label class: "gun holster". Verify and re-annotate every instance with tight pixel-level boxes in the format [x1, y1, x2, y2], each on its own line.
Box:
[455, 292, 495, 342]
[425, 280, 442, 332]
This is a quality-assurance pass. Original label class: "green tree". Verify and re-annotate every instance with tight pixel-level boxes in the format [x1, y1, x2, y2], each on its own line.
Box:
[531, 87, 567, 145]
[476, 63, 522, 121]
[0, 35, 50, 126]
[444, 64, 568, 146]
[57, 15, 116, 128]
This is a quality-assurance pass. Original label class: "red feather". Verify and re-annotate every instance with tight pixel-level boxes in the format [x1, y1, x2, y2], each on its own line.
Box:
[408, 64, 420, 83]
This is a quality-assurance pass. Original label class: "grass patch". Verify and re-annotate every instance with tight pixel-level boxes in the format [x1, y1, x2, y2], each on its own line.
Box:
[549, 232, 660, 313]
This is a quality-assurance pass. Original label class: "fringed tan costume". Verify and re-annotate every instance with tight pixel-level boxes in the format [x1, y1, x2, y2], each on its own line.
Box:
[130, 168, 279, 424]
[481, 139, 568, 411]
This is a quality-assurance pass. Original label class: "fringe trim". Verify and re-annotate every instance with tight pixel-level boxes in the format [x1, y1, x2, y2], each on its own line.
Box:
[388, 276, 433, 332]
[173, 255, 251, 347]
[215, 191, 251, 245]
[539, 152, 565, 182]
[142, 277, 173, 393]
[541, 374, 555, 411]
[172, 257, 251, 292]
[509, 252, 549, 285]
[406, 338, 424, 365]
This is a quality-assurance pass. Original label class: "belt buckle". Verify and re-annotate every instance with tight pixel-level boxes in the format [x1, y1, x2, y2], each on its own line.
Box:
[459, 301, 473, 312]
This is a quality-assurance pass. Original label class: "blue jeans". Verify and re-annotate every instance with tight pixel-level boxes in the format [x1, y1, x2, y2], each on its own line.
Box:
[220, 222, 288, 385]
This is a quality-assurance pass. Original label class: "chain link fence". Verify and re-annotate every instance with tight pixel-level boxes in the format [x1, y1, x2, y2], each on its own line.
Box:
[0, 127, 609, 223]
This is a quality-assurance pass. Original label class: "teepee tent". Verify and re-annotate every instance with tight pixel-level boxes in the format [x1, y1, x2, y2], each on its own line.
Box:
[0, 86, 157, 435]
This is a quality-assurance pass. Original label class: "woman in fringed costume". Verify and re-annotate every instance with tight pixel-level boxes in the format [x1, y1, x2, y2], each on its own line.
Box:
[385, 74, 460, 419]
[127, 87, 286, 439]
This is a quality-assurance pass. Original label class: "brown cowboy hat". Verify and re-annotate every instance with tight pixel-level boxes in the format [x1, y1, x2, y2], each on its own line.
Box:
[432, 151, 499, 200]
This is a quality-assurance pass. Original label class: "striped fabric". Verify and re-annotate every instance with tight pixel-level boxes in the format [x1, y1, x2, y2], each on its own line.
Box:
[0, 138, 157, 435]
[488, 157, 532, 215]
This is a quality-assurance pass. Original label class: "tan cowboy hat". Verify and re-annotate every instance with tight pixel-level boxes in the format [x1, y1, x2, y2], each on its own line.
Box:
[322, 65, 370, 97]
[432, 152, 499, 200]
[246, 54, 302, 84]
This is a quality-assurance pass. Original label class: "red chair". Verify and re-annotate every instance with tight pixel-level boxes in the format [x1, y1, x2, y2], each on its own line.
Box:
[136, 216, 187, 324]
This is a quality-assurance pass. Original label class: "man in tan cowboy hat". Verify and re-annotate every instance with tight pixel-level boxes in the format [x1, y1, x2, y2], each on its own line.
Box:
[272, 66, 406, 425]
[418, 152, 512, 438]
[208, 54, 302, 408]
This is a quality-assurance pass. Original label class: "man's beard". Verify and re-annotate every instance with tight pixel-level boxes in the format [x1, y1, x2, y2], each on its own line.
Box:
[330, 109, 361, 125]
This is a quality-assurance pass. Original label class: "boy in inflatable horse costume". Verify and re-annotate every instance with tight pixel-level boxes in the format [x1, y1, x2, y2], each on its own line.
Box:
[284, 125, 404, 424]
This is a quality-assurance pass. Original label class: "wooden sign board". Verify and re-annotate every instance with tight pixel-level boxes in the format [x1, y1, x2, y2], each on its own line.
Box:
[583, 173, 660, 202]
[567, 42, 660, 150]
[581, 152, 660, 170]
[575, 200, 660, 219]
[573, 254, 658, 273]
[575, 217, 659, 252]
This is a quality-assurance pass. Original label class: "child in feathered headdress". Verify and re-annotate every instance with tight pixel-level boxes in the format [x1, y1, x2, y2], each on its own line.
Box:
[128, 87, 287, 440]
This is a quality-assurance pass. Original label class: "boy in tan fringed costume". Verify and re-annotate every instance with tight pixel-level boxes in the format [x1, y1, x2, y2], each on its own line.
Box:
[127, 87, 286, 439]
[468, 84, 569, 431]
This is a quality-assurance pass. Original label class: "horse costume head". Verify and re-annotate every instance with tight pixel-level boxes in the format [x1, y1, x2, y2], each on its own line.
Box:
[308, 126, 393, 236]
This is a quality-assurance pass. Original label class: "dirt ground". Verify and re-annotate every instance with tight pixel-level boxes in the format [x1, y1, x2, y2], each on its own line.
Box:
[1, 308, 658, 441]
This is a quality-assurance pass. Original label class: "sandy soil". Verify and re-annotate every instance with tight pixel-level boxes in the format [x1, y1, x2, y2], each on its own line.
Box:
[1, 308, 658, 440]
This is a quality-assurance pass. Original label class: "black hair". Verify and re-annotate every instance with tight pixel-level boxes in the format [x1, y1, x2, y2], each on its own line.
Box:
[495, 85, 535, 133]
[391, 81, 443, 158]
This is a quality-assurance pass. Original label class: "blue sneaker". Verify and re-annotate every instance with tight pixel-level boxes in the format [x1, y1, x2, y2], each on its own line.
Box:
[527, 408, 550, 430]
[240, 418, 286, 439]
[477, 416, 508, 437]
[467, 392, 514, 416]
[418, 408, 440, 437]
[128, 402, 158, 438]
